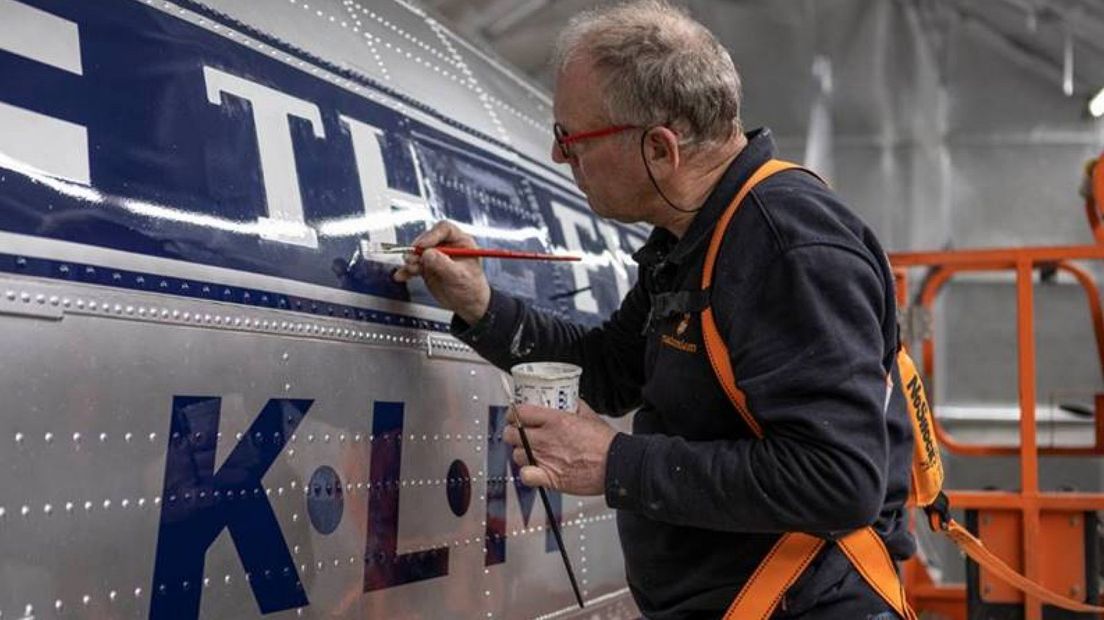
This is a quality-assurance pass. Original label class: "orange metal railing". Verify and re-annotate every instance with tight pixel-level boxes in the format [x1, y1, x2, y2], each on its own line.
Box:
[891, 152, 1104, 620]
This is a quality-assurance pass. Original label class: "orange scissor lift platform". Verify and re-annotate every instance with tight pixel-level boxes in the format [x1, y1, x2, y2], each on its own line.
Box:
[891, 153, 1104, 620]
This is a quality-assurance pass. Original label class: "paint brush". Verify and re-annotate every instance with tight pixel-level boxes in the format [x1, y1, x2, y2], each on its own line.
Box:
[498, 374, 586, 610]
[359, 240, 580, 262]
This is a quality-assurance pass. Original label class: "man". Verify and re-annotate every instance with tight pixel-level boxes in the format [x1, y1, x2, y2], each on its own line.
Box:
[393, 1, 913, 618]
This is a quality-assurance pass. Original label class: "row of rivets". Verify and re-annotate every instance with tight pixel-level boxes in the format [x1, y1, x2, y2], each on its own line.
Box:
[5, 286, 451, 349]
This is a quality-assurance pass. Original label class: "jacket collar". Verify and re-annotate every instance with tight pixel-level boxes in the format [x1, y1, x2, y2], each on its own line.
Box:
[632, 127, 776, 269]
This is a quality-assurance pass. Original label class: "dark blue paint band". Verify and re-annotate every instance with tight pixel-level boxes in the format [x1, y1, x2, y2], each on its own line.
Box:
[0, 251, 452, 333]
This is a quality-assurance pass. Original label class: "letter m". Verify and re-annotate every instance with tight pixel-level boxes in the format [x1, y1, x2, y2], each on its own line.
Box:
[149, 396, 312, 619]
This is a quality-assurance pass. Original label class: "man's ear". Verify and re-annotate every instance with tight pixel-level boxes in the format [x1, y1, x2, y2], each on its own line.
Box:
[643, 126, 681, 176]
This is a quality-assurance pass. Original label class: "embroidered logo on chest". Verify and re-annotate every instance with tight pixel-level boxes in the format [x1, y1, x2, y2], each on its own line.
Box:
[661, 313, 699, 353]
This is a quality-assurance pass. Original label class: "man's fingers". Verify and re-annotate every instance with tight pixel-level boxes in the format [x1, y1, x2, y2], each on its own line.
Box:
[577, 399, 601, 420]
[412, 221, 478, 250]
[511, 447, 528, 467]
[503, 424, 520, 446]
[411, 221, 452, 248]
[509, 403, 552, 429]
[518, 465, 554, 489]
[392, 265, 419, 283]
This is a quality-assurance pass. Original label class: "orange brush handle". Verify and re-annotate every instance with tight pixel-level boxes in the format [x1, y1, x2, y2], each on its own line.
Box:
[414, 247, 580, 261]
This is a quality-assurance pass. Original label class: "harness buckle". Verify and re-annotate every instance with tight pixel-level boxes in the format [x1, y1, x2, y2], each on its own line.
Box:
[923, 491, 951, 531]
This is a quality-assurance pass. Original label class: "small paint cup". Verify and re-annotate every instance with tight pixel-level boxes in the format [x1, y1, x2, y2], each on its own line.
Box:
[509, 362, 582, 412]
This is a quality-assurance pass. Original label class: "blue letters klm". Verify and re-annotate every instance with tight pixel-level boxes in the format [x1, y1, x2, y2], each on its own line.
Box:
[363, 401, 450, 591]
[484, 405, 561, 566]
[150, 396, 312, 618]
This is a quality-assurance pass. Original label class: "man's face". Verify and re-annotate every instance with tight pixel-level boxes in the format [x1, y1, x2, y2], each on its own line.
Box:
[551, 59, 646, 224]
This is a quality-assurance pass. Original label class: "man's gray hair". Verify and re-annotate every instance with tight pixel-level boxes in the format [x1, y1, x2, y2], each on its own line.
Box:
[553, 0, 742, 149]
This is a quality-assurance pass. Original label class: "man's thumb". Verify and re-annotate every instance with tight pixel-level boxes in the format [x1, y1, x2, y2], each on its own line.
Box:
[519, 465, 554, 489]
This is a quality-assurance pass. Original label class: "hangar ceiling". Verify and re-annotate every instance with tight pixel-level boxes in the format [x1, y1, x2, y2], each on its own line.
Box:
[425, 0, 1104, 103]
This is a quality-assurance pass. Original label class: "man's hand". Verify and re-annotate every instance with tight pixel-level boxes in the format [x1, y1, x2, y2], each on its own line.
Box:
[503, 400, 617, 496]
[392, 221, 491, 324]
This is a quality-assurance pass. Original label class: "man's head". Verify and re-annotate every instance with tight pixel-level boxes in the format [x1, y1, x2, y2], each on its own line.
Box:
[551, 0, 744, 227]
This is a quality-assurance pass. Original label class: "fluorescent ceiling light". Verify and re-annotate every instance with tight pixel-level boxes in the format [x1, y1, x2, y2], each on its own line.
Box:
[1091, 86, 1104, 118]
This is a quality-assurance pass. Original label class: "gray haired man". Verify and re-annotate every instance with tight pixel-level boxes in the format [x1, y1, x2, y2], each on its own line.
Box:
[394, 2, 913, 618]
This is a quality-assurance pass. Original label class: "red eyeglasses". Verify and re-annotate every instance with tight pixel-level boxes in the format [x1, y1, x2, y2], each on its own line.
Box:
[553, 122, 639, 159]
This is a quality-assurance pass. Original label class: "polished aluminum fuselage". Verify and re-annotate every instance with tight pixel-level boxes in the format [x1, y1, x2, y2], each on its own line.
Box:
[0, 1, 643, 618]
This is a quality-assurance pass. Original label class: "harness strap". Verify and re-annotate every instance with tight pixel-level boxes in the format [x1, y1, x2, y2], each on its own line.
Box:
[700, 159, 801, 440]
[721, 533, 824, 620]
[837, 528, 917, 620]
[703, 159, 914, 619]
[941, 517, 1104, 613]
[705, 157, 1104, 619]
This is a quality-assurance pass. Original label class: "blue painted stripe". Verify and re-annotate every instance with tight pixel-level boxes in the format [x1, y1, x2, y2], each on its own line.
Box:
[0, 252, 452, 333]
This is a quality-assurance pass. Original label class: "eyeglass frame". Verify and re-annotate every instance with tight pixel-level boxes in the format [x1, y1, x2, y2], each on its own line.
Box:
[553, 122, 639, 159]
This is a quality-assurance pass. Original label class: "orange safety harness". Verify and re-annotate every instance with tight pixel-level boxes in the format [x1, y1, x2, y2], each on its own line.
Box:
[701, 159, 1104, 619]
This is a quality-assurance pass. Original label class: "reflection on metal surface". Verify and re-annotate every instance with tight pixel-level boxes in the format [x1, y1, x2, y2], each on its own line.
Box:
[0, 0, 641, 617]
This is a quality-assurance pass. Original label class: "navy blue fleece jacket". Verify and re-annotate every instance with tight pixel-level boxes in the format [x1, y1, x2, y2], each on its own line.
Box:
[453, 128, 914, 619]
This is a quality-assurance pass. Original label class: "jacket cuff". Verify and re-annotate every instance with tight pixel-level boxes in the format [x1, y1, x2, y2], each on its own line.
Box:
[605, 432, 649, 511]
[450, 288, 523, 350]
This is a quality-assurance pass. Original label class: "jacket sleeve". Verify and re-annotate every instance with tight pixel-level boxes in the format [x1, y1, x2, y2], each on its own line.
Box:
[604, 244, 892, 533]
[451, 282, 650, 416]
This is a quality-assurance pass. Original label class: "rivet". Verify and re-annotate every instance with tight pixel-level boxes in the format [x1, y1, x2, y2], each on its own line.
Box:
[4, 290, 13, 300]
[124, 432, 133, 442]
[134, 587, 142, 598]
[44, 432, 53, 443]
[14, 432, 23, 444]
[55, 600, 63, 611]
[84, 501, 92, 512]
[99, 432, 107, 442]
[65, 502, 73, 513]
[109, 590, 117, 602]
[82, 595, 91, 605]
[43, 503, 52, 515]
[149, 432, 157, 442]
[73, 432, 81, 443]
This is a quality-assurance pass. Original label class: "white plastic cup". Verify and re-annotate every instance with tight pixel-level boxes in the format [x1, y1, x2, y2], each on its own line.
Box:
[509, 362, 582, 412]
